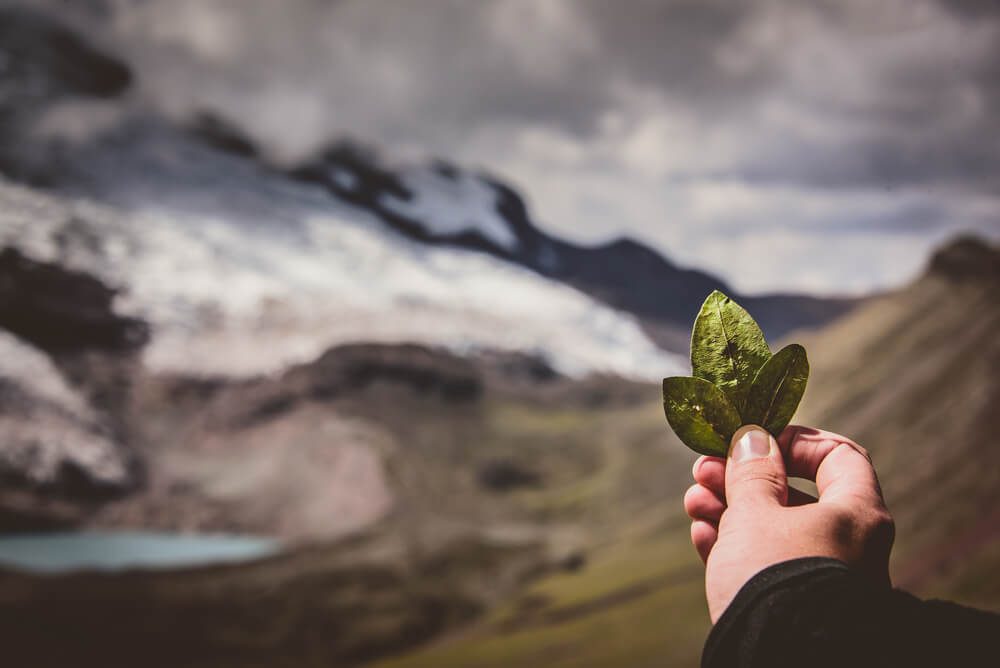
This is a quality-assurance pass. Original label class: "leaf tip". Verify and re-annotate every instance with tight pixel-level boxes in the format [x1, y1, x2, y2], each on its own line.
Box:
[778, 343, 809, 365]
[704, 289, 730, 305]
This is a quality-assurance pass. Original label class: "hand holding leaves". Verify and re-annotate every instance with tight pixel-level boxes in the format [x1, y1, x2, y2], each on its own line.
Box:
[663, 291, 809, 457]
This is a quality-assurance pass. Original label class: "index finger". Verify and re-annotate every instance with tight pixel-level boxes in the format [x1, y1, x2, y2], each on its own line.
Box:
[777, 425, 886, 507]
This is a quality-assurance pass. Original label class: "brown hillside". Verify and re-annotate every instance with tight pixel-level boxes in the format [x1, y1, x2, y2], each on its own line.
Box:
[795, 236, 1000, 608]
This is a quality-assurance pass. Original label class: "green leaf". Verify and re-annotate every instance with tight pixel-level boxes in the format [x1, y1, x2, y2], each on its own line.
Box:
[690, 290, 772, 414]
[662, 376, 742, 457]
[743, 343, 809, 438]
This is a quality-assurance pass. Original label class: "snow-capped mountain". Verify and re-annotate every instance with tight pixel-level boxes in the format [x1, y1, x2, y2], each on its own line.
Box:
[0, 5, 856, 383]
[285, 137, 861, 347]
[0, 169, 682, 379]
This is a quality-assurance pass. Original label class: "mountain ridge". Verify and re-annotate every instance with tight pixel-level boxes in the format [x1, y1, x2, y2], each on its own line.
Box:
[280, 131, 863, 345]
[0, 4, 861, 356]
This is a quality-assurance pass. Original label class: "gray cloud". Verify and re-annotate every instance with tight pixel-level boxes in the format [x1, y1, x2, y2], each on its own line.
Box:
[36, 0, 1000, 182]
[17, 0, 1000, 293]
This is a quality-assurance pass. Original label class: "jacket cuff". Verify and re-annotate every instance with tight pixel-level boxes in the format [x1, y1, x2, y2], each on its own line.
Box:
[702, 557, 849, 667]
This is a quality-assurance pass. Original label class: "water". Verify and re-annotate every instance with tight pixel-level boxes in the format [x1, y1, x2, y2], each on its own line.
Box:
[0, 531, 281, 573]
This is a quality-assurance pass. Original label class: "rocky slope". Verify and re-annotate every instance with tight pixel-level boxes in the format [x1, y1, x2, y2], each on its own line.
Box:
[0, 248, 146, 527]
[0, 331, 132, 529]
[0, 332, 693, 667]
[795, 236, 1000, 607]
[0, 246, 678, 542]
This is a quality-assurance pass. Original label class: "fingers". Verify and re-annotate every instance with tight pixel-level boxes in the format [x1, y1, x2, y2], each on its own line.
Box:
[687, 463, 722, 562]
[684, 483, 726, 524]
[691, 520, 718, 563]
[696, 455, 816, 507]
[777, 425, 865, 477]
[724, 425, 788, 508]
[778, 425, 885, 507]
[693, 456, 725, 498]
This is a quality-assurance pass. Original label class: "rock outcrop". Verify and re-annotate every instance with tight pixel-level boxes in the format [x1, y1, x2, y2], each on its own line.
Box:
[0, 332, 132, 526]
[0, 247, 148, 356]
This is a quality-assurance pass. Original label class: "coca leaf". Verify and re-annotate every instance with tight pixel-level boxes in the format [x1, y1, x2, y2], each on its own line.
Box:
[690, 290, 771, 414]
[743, 343, 809, 438]
[662, 376, 742, 457]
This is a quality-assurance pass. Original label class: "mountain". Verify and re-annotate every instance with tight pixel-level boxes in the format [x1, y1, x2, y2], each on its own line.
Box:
[282, 137, 863, 347]
[0, 240, 681, 541]
[56, 112, 863, 354]
[0, 173, 682, 382]
[795, 236, 1000, 608]
[0, 11, 682, 382]
[0, 7, 687, 546]
[0, 7, 859, 364]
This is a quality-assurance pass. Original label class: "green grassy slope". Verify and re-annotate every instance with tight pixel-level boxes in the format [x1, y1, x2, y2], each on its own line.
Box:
[369, 525, 708, 668]
[354, 374, 714, 668]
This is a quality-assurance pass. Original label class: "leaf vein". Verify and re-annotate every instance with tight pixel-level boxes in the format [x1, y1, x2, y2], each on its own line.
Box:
[761, 363, 793, 426]
[715, 300, 740, 388]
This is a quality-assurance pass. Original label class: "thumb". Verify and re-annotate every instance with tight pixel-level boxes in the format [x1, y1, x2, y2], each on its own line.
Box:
[725, 425, 788, 508]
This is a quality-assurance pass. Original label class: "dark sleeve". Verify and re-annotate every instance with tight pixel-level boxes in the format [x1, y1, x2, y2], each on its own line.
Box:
[702, 557, 1000, 668]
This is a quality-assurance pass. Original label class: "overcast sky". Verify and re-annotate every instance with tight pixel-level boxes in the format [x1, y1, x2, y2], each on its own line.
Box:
[29, 0, 1000, 295]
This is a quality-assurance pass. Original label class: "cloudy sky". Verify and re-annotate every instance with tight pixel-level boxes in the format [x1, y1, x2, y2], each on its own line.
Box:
[29, 0, 1000, 294]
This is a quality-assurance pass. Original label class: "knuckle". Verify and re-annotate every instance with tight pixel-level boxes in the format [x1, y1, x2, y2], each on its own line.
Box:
[683, 484, 706, 517]
[737, 470, 786, 498]
[865, 509, 896, 544]
[831, 439, 872, 465]
[692, 456, 708, 479]
[828, 506, 858, 539]
[835, 506, 895, 545]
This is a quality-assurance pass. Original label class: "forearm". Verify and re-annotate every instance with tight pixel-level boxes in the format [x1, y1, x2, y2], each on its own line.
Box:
[702, 557, 1000, 668]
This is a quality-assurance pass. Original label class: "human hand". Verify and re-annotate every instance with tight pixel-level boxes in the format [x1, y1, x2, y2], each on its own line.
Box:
[683, 424, 895, 623]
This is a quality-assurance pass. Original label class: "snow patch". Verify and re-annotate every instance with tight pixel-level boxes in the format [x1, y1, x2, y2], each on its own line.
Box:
[329, 166, 358, 191]
[380, 166, 520, 251]
[0, 331, 129, 488]
[0, 331, 94, 420]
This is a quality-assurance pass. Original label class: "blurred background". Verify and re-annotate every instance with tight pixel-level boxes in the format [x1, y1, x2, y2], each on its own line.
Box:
[0, 0, 998, 666]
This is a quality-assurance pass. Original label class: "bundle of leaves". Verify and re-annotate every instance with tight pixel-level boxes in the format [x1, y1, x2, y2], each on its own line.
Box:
[663, 291, 809, 457]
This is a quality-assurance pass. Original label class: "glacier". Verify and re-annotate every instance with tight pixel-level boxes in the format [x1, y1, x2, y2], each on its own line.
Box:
[0, 171, 683, 380]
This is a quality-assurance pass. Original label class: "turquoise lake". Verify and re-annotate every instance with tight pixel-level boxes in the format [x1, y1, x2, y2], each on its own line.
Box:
[0, 532, 281, 573]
